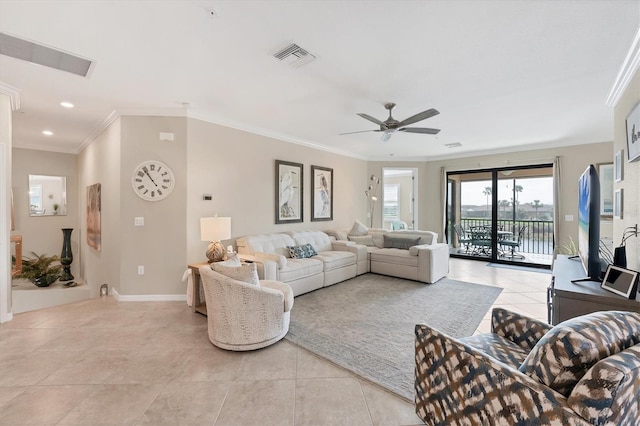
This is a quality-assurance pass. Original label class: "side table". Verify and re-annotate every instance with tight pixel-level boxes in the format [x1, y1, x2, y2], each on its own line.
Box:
[188, 262, 209, 316]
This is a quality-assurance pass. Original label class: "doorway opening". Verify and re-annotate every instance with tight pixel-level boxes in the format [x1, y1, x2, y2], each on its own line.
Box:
[382, 168, 417, 230]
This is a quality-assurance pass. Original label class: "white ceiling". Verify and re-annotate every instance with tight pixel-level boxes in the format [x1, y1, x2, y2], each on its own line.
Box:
[1, 0, 638, 161]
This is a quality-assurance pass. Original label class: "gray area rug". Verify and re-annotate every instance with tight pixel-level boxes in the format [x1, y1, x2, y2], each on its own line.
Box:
[284, 273, 502, 401]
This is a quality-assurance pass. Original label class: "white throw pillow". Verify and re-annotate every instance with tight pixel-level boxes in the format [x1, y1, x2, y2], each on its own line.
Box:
[216, 255, 241, 267]
[349, 219, 369, 236]
[211, 262, 260, 286]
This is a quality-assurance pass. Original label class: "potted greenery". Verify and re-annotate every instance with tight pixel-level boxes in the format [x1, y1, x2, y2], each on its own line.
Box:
[53, 203, 59, 214]
[15, 252, 62, 287]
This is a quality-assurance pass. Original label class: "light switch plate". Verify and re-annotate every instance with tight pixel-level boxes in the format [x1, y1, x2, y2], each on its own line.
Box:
[134, 217, 144, 226]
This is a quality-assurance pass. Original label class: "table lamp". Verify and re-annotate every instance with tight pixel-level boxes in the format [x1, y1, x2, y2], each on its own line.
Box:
[200, 216, 231, 263]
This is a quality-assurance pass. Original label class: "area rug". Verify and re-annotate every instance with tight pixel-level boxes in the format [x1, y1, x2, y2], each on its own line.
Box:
[284, 274, 502, 401]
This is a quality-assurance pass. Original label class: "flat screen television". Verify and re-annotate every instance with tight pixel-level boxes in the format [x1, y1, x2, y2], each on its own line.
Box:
[574, 164, 602, 282]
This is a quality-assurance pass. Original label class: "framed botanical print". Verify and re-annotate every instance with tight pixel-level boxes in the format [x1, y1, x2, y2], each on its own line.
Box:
[614, 149, 623, 182]
[614, 188, 623, 219]
[626, 101, 640, 162]
[311, 165, 333, 221]
[275, 160, 303, 224]
[596, 163, 613, 218]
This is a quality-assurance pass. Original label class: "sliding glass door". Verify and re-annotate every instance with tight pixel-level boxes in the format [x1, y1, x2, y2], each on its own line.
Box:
[447, 165, 554, 267]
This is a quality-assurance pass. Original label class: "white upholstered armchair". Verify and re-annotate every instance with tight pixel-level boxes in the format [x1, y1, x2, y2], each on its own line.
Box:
[198, 266, 294, 351]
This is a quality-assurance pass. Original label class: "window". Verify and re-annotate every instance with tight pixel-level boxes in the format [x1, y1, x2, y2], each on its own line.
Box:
[383, 184, 400, 220]
[29, 184, 42, 214]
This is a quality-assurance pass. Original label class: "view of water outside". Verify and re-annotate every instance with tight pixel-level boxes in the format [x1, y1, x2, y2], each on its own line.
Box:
[458, 176, 555, 257]
[461, 177, 553, 208]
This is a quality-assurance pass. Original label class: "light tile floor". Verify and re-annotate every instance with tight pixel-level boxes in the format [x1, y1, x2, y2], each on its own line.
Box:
[0, 258, 551, 425]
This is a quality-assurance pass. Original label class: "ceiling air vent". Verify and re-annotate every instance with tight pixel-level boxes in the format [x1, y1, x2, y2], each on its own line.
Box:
[273, 43, 316, 68]
[445, 142, 462, 148]
[0, 32, 93, 77]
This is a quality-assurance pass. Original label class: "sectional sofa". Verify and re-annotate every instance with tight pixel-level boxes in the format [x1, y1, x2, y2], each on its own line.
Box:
[236, 227, 449, 297]
[328, 226, 450, 284]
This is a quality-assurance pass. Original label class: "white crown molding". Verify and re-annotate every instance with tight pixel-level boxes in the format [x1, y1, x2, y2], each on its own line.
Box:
[75, 108, 190, 154]
[187, 110, 369, 161]
[0, 82, 21, 111]
[606, 26, 640, 108]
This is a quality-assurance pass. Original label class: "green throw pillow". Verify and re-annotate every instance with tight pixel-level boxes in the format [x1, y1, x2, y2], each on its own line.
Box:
[383, 235, 421, 250]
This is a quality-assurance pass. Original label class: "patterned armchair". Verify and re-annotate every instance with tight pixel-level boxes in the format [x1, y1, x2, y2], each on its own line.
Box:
[415, 308, 640, 425]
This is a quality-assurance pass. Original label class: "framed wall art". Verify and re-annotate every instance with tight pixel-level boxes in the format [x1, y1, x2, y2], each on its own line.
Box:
[275, 160, 303, 224]
[614, 149, 623, 182]
[626, 101, 640, 162]
[87, 183, 102, 251]
[311, 165, 333, 221]
[614, 188, 623, 219]
[597, 163, 613, 218]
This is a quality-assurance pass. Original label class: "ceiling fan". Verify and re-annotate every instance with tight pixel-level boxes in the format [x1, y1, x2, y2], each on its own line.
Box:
[341, 102, 440, 142]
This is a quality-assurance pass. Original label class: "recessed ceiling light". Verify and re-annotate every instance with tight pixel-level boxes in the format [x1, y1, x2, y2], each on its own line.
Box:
[60, 101, 74, 108]
[42, 130, 53, 136]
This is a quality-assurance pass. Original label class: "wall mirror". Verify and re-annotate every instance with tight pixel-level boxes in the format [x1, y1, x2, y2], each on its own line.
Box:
[29, 175, 67, 216]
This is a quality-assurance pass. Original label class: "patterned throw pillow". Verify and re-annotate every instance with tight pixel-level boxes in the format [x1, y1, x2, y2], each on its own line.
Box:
[383, 235, 421, 250]
[348, 219, 369, 236]
[518, 311, 640, 396]
[288, 243, 318, 259]
[210, 262, 260, 286]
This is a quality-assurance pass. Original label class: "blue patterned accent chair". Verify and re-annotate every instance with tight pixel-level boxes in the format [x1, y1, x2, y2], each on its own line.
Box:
[415, 308, 640, 425]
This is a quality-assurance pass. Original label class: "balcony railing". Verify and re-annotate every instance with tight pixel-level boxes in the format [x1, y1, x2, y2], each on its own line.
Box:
[455, 219, 554, 255]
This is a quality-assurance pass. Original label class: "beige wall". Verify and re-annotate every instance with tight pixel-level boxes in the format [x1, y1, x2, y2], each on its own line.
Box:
[11, 148, 80, 278]
[186, 118, 368, 263]
[1, 93, 12, 320]
[613, 68, 640, 271]
[78, 119, 122, 297]
[73, 116, 367, 297]
[118, 116, 187, 296]
[369, 142, 614, 248]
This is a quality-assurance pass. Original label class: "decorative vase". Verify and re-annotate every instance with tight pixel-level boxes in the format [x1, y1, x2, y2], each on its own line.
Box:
[613, 246, 627, 268]
[60, 228, 74, 281]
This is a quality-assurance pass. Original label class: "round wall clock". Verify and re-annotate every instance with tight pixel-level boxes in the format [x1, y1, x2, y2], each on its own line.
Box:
[131, 160, 175, 201]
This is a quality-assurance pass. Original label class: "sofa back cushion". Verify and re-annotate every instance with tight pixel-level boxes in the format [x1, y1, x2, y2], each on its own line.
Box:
[236, 234, 296, 257]
[519, 311, 640, 396]
[567, 343, 640, 424]
[288, 230, 332, 252]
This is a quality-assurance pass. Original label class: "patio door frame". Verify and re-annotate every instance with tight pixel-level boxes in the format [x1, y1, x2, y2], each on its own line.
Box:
[446, 163, 553, 267]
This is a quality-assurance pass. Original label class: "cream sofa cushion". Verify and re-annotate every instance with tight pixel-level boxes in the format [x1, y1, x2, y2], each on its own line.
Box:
[348, 235, 375, 246]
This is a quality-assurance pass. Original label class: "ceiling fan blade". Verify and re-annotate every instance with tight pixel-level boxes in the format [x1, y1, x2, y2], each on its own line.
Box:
[357, 113, 384, 126]
[397, 108, 439, 127]
[399, 127, 441, 134]
[339, 129, 377, 135]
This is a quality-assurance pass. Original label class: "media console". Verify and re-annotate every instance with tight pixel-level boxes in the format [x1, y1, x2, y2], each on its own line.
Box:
[548, 255, 640, 325]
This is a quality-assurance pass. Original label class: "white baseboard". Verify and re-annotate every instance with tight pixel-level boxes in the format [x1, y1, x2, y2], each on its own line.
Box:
[113, 289, 187, 302]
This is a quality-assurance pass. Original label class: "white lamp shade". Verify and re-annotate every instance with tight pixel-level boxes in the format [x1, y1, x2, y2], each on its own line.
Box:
[200, 217, 231, 242]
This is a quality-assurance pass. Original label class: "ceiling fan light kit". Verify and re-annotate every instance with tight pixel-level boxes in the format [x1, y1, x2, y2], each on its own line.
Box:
[341, 102, 440, 142]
